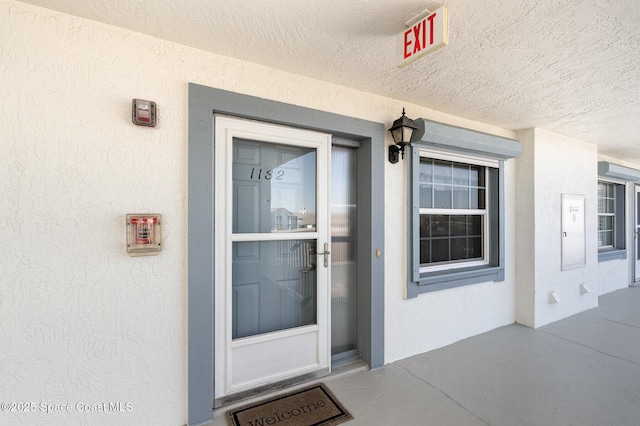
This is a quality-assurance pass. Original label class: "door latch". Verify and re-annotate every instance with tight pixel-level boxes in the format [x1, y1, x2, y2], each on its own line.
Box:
[317, 242, 331, 268]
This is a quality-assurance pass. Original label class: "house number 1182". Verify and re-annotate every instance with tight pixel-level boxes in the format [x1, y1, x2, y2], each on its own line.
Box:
[250, 168, 284, 180]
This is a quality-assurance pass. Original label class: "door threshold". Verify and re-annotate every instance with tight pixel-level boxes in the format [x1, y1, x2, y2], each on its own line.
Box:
[212, 360, 369, 416]
[214, 368, 329, 408]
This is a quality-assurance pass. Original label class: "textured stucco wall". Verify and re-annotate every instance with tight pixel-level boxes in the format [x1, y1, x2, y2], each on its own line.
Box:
[597, 257, 630, 295]
[1, 2, 189, 425]
[534, 128, 599, 327]
[517, 128, 599, 329]
[515, 129, 536, 327]
[0, 1, 525, 424]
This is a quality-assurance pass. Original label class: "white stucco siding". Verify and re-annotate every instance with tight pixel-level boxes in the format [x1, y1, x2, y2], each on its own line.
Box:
[515, 129, 537, 327]
[1, 3, 189, 425]
[1, 1, 518, 424]
[597, 258, 630, 295]
[531, 128, 599, 328]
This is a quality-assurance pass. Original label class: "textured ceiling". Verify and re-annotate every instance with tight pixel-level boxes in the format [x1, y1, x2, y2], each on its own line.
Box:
[17, 0, 640, 162]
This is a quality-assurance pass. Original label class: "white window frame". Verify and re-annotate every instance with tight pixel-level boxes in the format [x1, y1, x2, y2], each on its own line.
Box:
[418, 150, 494, 273]
[408, 147, 504, 296]
[596, 178, 626, 262]
[597, 180, 616, 250]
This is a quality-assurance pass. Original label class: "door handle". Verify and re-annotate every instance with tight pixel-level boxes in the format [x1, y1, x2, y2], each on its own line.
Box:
[317, 242, 330, 268]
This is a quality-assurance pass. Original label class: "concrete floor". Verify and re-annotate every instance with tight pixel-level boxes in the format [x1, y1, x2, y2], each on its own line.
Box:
[207, 286, 640, 425]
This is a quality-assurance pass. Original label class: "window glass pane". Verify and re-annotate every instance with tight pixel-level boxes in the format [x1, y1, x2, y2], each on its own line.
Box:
[431, 215, 450, 237]
[420, 184, 433, 208]
[431, 239, 450, 262]
[420, 215, 430, 238]
[433, 161, 452, 184]
[434, 185, 452, 208]
[420, 160, 433, 183]
[470, 188, 486, 209]
[607, 183, 615, 197]
[468, 215, 483, 236]
[468, 237, 483, 258]
[420, 240, 430, 264]
[598, 231, 613, 247]
[450, 216, 467, 237]
[451, 237, 468, 260]
[419, 215, 485, 265]
[470, 166, 483, 186]
[453, 187, 470, 209]
[453, 164, 469, 185]
[598, 216, 613, 231]
[598, 198, 614, 214]
[597, 183, 607, 198]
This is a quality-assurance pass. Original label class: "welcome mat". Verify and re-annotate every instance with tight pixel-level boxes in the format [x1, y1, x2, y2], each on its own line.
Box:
[226, 383, 353, 426]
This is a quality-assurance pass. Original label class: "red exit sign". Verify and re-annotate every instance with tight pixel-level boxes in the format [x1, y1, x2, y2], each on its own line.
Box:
[397, 6, 449, 67]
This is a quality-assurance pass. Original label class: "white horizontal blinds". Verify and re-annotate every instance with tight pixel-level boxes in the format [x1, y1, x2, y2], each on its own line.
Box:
[330, 146, 358, 357]
[597, 181, 615, 248]
[419, 157, 489, 268]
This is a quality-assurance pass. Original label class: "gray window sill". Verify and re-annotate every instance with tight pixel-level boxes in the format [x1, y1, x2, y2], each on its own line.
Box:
[598, 249, 627, 262]
[407, 265, 504, 298]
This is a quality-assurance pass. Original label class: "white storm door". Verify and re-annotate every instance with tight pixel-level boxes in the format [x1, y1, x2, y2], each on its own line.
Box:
[214, 115, 331, 401]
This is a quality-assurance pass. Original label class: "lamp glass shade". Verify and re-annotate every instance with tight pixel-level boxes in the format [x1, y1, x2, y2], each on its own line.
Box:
[390, 127, 404, 144]
[402, 126, 414, 143]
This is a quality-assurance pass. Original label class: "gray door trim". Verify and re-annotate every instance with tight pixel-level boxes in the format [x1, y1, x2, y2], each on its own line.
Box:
[634, 185, 640, 285]
[187, 83, 386, 425]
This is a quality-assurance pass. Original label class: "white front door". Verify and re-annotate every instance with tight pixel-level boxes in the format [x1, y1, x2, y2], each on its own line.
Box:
[214, 115, 331, 402]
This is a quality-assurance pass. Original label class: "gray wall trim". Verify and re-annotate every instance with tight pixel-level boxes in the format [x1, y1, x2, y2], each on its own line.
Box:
[188, 83, 385, 424]
[188, 85, 215, 426]
[598, 161, 640, 182]
[412, 118, 522, 160]
[409, 146, 420, 284]
[615, 183, 626, 250]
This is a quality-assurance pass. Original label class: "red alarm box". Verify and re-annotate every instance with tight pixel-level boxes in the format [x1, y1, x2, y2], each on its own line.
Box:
[126, 214, 162, 256]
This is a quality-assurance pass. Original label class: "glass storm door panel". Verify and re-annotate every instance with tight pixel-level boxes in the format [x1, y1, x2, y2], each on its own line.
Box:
[214, 115, 331, 402]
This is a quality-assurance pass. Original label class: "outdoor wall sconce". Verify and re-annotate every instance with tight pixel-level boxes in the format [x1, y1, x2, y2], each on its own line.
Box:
[388, 108, 417, 164]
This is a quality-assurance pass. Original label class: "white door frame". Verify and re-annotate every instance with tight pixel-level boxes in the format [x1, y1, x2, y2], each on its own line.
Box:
[213, 115, 332, 404]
